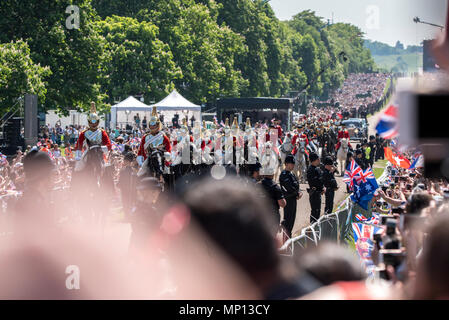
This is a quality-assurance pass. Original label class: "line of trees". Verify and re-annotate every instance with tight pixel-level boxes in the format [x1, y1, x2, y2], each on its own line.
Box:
[364, 39, 423, 56]
[0, 0, 376, 115]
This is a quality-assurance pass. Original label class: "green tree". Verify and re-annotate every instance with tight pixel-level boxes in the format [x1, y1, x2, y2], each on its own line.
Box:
[136, 0, 248, 103]
[0, 40, 51, 111]
[0, 0, 108, 114]
[96, 16, 181, 104]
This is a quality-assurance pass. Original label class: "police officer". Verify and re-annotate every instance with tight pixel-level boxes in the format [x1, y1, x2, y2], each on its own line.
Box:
[247, 161, 262, 184]
[261, 169, 286, 234]
[306, 153, 324, 224]
[368, 135, 377, 168]
[323, 156, 338, 214]
[355, 148, 367, 170]
[279, 155, 303, 238]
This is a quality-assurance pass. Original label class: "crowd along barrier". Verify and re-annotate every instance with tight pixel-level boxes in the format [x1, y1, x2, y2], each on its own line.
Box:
[281, 162, 391, 256]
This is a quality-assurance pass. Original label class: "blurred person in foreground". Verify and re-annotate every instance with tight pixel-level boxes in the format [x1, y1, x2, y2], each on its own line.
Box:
[14, 150, 56, 237]
[413, 213, 449, 299]
[118, 152, 137, 220]
[293, 242, 394, 299]
[129, 177, 164, 258]
[180, 177, 303, 299]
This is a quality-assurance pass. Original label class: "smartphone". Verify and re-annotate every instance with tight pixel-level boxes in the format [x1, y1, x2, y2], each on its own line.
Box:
[380, 249, 405, 268]
[373, 233, 382, 250]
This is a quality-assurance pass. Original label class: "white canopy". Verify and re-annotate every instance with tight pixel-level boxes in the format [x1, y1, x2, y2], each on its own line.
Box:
[150, 89, 201, 111]
[110, 96, 152, 128]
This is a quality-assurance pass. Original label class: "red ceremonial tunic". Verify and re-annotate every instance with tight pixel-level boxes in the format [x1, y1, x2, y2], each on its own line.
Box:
[137, 132, 171, 160]
[75, 129, 111, 151]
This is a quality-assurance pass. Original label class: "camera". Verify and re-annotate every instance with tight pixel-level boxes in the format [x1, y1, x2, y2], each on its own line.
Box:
[379, 214, 392, 225]
[391, 207, 404, 214]
[398, 77, 449, 178]
[383, 218, 401, 249]
[386, 218, 397, 235]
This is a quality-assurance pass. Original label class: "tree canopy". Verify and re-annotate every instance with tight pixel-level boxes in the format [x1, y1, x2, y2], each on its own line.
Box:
[0, 1, 378, 114]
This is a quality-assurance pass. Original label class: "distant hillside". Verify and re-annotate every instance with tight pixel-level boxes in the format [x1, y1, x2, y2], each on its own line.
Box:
[372, 53, 423, 73]
[364, 40, 423, 73]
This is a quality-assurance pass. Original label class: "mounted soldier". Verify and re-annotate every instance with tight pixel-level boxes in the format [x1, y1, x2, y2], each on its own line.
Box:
[137, 106, 171, 182]
[74, 102, 111, 173]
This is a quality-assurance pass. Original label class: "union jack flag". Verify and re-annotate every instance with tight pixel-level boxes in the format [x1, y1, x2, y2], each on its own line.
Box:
[355, 167, 376, 184]
[355, 212, 379, 224]
[367, 213, 380, 225]
[343, 160, 362, 188]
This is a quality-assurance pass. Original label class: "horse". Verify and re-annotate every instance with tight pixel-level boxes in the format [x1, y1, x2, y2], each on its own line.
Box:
[293, 139, 308, 184]
[308, 137, 321, 158]
[71, 143, 106, 226]
[260, 141, 279, 177]
[336, 138, 349, 176]
[171, 136, 196, 181]
[279, 135, 294, 168]
[239, 139, 260, 177]
[146, 148, 165, 181]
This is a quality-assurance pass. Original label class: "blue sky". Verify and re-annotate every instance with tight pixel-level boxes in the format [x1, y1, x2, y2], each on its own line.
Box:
[269, 0, 447, 47]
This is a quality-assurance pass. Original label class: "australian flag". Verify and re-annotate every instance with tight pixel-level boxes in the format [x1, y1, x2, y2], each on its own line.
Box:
[343, 159, 362, 190]
[350, 167, 379, 210]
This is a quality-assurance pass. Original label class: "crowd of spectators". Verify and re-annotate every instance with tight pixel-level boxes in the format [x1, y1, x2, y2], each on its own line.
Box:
[311, 73, 393, 120]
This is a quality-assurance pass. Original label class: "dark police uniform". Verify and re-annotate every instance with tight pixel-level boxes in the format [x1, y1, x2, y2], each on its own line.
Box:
[323, 163, 338, 214]
[279, 168, 300, 238]
[261, 177, 284, 231]
[306, 155, 324, 224]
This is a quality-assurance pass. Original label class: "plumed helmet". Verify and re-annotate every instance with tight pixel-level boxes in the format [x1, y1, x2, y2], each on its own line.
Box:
[87, 102, 100, 128]
[180, 117, 188, 133]
[193, 121, 201, 136]
[231, 117, 239, 130]
[210, 118, 218, 131]
[245, 117, 252, 133]
[149, 106, 162, 133]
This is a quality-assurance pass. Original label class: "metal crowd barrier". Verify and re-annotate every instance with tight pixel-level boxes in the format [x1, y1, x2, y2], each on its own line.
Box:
[280, 197, 352, 256]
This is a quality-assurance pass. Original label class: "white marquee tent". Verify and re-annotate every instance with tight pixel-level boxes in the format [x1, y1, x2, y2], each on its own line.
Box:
[150, 89, 202, 125]
[110, 96, 152, 128]
[150, 89, 201, 111]
[110, 91, 202, 128]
